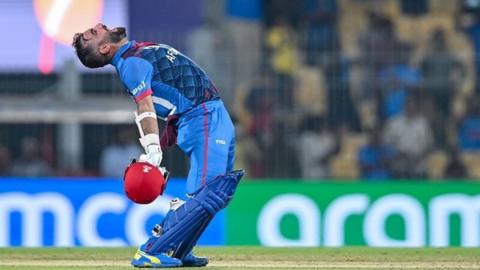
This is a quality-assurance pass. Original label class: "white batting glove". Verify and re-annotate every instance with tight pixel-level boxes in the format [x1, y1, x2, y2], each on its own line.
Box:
[139, 144, 163, 168]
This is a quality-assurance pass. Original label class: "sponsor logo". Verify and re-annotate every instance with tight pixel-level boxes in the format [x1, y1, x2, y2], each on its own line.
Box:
[0, 192, 74, 247]
[0, 192, 173, 247]
[131, 81, 146, 95]
[215, 139, 226, 145]
[143, 45, 161, 51]
[142, 165, 152, 173]
[257, 193, 480, 247]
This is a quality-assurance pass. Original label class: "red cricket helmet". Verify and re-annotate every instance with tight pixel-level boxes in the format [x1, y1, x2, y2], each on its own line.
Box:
[123, 161, 166, 204]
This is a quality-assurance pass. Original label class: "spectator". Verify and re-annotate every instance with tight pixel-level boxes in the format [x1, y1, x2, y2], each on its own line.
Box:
[383, 97, 433, 178]
[0, 144, 11, 176]
[11, 137, 52, 177]
[460, 11, 480, 84]
[400, 0, 428, 16]
[458, 95, 480, 150]
[301, 0, 338, 66]
[225, 0, 263, 88]
[420, 28, 465, 119]
[265, 19, 297, 75]
[357, 12, 408, 100]
[444, 146, 467, 179]
[324, 39, 361, 131]
[264, 0, 301, 28]
[358, 12, 398, 74]
[232, 117, 263, 178]
[422, 95, 448, 148]
[243, 75, 275, 177]
[358, 128, 397, 180]
[187, 18, 232, 104]
[378, 46, 421, 120]
[100, 126, 143, 178]
[268, 122, 300, 178]
[265, 16, 298, 108]
[297, 115, 338, 179]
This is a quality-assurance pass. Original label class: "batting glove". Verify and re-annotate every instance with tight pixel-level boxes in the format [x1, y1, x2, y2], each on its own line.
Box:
[139, 144, 163, 168]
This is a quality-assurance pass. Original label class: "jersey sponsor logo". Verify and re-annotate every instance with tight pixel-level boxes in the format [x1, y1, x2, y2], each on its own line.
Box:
[131, 81, 146, 95]
[215, 139, 226, 145]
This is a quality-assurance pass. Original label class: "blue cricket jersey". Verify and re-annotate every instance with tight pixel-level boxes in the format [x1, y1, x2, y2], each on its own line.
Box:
[111, 40, 220, 120]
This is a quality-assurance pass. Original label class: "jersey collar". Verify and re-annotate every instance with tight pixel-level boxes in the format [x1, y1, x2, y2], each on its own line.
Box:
[111, 40, 135, 67]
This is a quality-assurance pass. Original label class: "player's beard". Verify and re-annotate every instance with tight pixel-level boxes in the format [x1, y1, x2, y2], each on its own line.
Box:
[106, 27, 127, 43]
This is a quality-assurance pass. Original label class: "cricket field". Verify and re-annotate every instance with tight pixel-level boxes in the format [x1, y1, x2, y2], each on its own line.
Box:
[0, 247, 479, 270]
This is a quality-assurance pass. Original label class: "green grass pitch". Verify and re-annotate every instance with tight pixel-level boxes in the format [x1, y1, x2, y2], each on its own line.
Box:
[0, 247, 479, 269]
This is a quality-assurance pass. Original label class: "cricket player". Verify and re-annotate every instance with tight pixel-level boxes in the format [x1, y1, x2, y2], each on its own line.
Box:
[73, 23, 243, 268]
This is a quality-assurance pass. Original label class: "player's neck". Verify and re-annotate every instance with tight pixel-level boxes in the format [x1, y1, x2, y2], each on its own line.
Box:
[117, 38, 129, 48]
[108, 38, 129, 62]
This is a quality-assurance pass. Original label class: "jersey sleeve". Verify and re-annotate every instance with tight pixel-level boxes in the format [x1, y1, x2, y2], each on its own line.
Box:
[119, 57, 154, 102]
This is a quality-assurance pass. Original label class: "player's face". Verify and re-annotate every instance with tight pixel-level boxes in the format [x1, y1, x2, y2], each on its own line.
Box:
[79, 23, 126, 49]
[72, 23, 127, 68]
[81, 23, 108, 44]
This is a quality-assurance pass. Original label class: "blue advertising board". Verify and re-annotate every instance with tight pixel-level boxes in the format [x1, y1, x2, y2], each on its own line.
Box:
[0, 178, 225, 247]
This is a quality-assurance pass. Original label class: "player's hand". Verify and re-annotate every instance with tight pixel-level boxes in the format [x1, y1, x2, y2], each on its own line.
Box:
[139, 144, 163, 167]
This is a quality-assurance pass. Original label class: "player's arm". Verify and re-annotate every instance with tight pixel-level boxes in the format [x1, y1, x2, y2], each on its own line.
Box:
[135, 95, 163, 167]
[120, 57, 162, 167]
[136, 95, 159, 135]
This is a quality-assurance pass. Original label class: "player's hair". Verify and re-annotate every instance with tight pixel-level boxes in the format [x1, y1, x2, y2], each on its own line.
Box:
[72, 34, 110, 68]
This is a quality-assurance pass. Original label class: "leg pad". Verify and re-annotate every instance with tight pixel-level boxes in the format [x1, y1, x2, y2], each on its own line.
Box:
[145, 170, 244, 258]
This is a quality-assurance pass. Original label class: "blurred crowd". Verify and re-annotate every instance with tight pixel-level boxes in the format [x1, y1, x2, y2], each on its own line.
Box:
[2, 0, 480, 180]
[221, 0, 480, 180]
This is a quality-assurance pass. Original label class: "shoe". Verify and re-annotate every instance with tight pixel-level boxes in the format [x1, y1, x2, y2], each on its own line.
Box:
[181, 252, 208, 267]
[131, 248, 182, 268]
